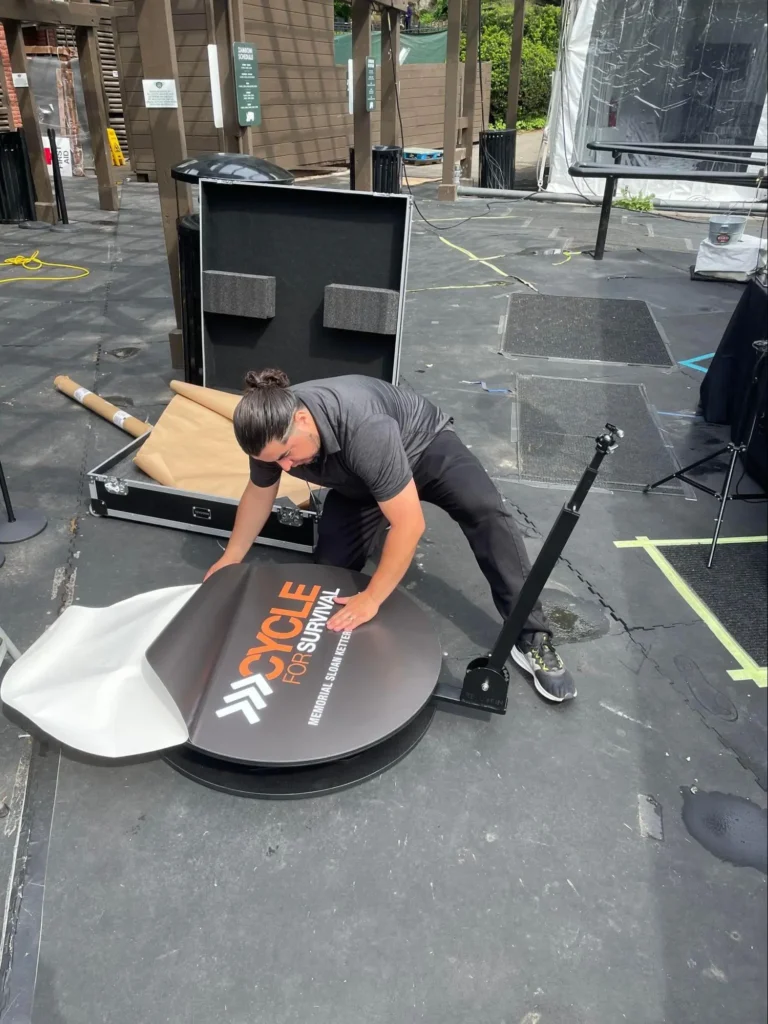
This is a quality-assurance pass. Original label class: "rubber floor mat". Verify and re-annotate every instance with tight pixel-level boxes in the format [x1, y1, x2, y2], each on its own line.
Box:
[663, 542, 767, 664]
[515, 375, 685, 494]
[503, 294, 673, 366]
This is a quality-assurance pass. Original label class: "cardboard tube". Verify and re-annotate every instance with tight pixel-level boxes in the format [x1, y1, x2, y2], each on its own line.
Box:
[54, 376, 151, 438]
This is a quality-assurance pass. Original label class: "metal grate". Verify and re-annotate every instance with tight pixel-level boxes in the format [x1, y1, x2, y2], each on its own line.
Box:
[502, 295, 673, 367]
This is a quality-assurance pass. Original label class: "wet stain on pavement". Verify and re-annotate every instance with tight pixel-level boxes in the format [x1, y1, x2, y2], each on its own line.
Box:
[541, 590, 610, 644]
[105, 347, 140, 360]
[681, 787, 767, 874]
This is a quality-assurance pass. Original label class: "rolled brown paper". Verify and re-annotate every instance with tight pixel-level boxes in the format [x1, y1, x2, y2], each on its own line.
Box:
[54, 375, 151, 438]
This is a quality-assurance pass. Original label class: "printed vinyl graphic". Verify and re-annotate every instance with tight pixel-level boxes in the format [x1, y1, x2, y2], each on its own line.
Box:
[146, 563, 443, 767]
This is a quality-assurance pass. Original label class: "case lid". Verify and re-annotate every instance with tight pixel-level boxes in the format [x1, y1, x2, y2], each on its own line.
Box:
[199, 180, 411, 391]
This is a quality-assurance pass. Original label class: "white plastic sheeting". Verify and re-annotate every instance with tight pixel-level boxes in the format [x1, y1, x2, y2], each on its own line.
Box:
[546, 0, 768, 205]
[1, 586, 198, 758]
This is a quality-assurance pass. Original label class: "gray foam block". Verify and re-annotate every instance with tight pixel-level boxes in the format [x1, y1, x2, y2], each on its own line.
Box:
[323, 284, 399, 335]
[203, 270, 276, 319]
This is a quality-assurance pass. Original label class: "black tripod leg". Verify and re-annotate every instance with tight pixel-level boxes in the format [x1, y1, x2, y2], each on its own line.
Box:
[707, 446, 741, 568]
[644, 446, 730, 492]
[0, 461, 16, 523]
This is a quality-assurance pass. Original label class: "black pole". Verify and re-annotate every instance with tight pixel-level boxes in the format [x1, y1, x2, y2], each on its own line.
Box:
[486, 428, 620, 672]
[47, 128, 68, 225]
[0, 461, 16, 523]
[458, 424, 624, 713]
[593, 174, 615, 260]
[16, 129, 38, 222]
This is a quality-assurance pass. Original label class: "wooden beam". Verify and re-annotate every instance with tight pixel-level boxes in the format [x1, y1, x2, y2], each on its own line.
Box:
[134, 0, 192, 368]
[377, 0, 407, 12]
[459, 0, 479, 181]
[505, 0, 525, 128]
[351, 0, 371, 191]
[228, 0, 252, 154]
[380, 7, 399, 148]
[76, 26, 118, 211]
[1, 18, 55, 222]
[438, 0, 461, 201]
[0, 2, 132, 27]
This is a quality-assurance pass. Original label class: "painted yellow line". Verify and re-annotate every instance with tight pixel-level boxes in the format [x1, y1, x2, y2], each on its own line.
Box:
[614, 535, 767, 548]
[729, 667, 768, 685]
[614, 536, 766, 688]
[438, 236, 508, 278]
[423, 215, 523, 222]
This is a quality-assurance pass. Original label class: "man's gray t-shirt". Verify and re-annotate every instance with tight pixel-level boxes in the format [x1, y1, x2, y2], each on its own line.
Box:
[248, 375, 451, 502]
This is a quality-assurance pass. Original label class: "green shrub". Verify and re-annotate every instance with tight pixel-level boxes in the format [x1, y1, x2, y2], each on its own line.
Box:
[480, 24, 513, 124]
[613, 187, 655, 212]
[524, 4, 562, 51]
[518, 38, 556, 119]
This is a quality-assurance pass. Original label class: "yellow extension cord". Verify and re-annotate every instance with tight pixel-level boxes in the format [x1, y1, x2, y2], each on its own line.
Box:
[0, 250, 90, 285]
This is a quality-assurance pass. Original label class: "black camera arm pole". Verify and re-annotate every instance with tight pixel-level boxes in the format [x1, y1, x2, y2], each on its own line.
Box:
[458, 424, 623, 713]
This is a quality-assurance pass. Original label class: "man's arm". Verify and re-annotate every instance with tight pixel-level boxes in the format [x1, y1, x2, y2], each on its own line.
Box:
[326, 479, 425, 632]
[204, 478, 280, 580]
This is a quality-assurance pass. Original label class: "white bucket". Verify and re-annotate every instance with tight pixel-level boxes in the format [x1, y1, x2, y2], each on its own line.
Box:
[708, 215, 747, 245]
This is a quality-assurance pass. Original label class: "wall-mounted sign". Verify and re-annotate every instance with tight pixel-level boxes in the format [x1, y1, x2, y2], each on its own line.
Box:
[233, 42, 261, 127]
[142, 79, 178, 109]
[12, 73, 28, 88]
[365, 56, 376, 112]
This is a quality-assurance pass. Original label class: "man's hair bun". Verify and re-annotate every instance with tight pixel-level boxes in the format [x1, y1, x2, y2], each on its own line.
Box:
[243, 368, 291, 391]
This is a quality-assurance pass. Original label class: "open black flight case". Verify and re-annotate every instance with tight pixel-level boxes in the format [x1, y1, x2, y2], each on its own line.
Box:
[88, 180, 414, 552]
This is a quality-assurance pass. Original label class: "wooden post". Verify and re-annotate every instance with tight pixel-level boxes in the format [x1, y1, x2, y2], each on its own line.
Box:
[351, 0, 372, 191]
[505, 0, 525, 129]
[134, 0, 192, 368]
[2, 19, 55, 222]
[460, 0, 479, 182]
[227, 0, 252, 155]
[438, 0, 462, 201]
[76, 26, 118, 211]
[380, 7, 399, 148]
[205, 0, 240, 153]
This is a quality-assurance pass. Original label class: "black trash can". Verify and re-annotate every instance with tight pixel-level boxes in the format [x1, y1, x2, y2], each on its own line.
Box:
[349, 145, 403, 194]
[0, 130, 36, 223]
[172, 154, 295, 384]
[479, 129, 517, 190]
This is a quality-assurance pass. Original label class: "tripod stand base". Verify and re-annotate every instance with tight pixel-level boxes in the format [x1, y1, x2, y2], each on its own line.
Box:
[0, 508, 47, 543]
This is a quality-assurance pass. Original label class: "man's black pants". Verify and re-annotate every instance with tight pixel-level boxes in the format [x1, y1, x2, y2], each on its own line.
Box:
[314, 428, 550, 639]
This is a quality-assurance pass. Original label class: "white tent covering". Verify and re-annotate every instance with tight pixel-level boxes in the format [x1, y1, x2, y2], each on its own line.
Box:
[1, 586, 198, 758]
[544, 0, 768, 206]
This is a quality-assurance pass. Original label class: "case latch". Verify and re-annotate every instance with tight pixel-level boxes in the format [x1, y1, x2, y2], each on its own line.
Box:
[103, 477, 129, 496]
[276, 506, 304, 529]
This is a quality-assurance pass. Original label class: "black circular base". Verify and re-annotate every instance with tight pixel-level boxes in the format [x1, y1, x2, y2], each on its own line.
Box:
[0, 508, 47, 544]
[164, 702, 435, 799]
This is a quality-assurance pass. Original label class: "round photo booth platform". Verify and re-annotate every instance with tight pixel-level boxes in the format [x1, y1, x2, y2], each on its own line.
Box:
[147, 563, 444, 797]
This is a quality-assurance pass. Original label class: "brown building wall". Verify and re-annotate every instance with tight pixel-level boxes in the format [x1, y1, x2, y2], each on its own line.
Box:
[0, 24, 21, 130]
[349, 61, 491, 152]
[116, 0, 490, 176]
[117, 0, 350, 174]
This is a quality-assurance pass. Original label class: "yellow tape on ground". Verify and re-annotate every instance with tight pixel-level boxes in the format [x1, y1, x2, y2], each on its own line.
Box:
[614, 535, 766, 688]
[615, 535, 767, 548]
[438, 236, 509, 278]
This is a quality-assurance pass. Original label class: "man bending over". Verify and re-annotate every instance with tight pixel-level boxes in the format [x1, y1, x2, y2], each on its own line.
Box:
[205, 369, 576, 702]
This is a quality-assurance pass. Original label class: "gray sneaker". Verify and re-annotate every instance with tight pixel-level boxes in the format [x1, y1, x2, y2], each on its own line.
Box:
[512, 632, 577, 702]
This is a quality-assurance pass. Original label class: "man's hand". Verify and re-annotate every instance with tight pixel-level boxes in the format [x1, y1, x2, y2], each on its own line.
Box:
[327, 591, 381, 632]
[203, 553, 241, 582]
